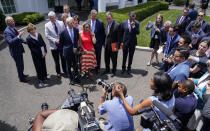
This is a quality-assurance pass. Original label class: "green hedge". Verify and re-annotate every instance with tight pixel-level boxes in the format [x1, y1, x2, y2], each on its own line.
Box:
[97, 1, 169, 24]
[12, 12, 44, 25]
[173, 0, 186, 5]
[0, 8, 6, 31]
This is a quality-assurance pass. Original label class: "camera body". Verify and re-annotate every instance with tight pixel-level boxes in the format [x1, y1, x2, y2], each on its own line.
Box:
[67, 88, 99, 131]
[97, 79, 113, 93]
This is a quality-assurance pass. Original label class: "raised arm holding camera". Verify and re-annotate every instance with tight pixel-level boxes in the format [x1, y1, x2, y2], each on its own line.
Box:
[98, 82, 134, 131]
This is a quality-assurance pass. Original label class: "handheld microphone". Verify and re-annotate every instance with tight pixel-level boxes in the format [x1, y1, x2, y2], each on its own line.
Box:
[135, 106, 152, 115]
[152, 100, 181, 124]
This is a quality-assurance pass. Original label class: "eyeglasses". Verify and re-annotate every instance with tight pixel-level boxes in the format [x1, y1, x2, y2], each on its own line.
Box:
[174, 55, 181, 58]
[198, 15, 204, 17]
[85, 26, 89, 29]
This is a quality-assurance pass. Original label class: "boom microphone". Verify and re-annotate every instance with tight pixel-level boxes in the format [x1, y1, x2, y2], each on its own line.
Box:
[152, 100, 181, 124]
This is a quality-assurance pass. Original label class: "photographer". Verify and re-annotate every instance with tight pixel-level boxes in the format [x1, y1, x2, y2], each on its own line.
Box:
[98, 82, 134, 131]
[116, 72, 175, 121]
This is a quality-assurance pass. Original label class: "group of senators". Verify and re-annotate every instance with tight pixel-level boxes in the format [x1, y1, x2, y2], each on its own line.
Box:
[3, 4, 139, 87]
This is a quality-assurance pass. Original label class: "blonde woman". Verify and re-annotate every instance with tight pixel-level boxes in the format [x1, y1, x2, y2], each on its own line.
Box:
[79, 22, 97, 76]
[26, 23, 47, 87]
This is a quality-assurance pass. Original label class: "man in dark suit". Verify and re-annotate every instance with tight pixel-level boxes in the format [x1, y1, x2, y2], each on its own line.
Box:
[103, 12, 120, 77]
[186, 11, 209, 34]
[87, 9, 105, 74]
[188, 3, 198, 21]
[161, 25, 180, 72]
[175, 8, 191, 34]
[63, 5, 76, 17]
[186, 20, 206, 49]
[60, 17, 79, 85]
[3, 16, 28, 83]
[120, 12, 140, 74]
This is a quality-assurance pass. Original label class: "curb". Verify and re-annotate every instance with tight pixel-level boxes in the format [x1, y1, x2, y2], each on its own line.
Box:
[135, 46, 152, 52]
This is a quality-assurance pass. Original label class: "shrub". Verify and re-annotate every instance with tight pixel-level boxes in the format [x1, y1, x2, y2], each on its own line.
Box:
[0, 8, 6, 31]
[173, 0, 186, 6]
[97, 1, 169, 24]
[12, 12, 44, 25]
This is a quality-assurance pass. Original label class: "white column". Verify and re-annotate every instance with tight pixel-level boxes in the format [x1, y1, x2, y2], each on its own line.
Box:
[142, 0, 147, 3]
[119, 0, 125, 9]
[98, 0, 106, 12]
[133, 0, 138, 6]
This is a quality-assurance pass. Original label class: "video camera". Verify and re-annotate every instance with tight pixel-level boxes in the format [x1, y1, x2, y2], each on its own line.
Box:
[66, 88, 100, 131]
[135, 100, 181, 131]
[97, 79, 113, 93]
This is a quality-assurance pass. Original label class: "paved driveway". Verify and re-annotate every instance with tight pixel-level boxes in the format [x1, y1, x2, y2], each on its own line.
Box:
[0, 20, 160, 130]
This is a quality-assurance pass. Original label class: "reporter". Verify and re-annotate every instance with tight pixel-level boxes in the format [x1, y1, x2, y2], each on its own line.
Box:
[98, 82, 134, 131]
[116, 72, 175, 121]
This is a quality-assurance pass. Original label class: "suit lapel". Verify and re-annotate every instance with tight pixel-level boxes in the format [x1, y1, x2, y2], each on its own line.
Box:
[8, 27, 16, 36]
[65, 28, 72, 44]
[94, 19, 98, 33]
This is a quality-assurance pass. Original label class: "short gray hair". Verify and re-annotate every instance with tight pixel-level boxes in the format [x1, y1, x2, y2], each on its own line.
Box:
[5, 16, 13, 25]
[90, 9, 97, 15]
[66, 17, 74, 24]
[48, 11, 56, 18]
[164, 21, 172, 26]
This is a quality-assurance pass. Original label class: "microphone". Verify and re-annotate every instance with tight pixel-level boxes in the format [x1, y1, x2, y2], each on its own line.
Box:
[135, 106, 152, 115]
[152, 100, 181, 124]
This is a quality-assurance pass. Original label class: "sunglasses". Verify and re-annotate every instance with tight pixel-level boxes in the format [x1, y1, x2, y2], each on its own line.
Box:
[198, 15, 204, 17]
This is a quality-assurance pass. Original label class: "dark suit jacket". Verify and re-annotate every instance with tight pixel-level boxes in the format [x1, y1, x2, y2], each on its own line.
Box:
[105, 20, 120, 50]
[175, 15, 191, 32]
[120, 20, 140, 46]
[3, 26, 25, 57]
[26, 33, 47, 57]
[164, 33, 180, 57]
[188, 9, 198, 21]
[87, 19, 105, 47]
[160, 27, 168, 44]
[59, 27, 79, 58]
[186, 20, 209, 34]
[186, 30, 206, 49]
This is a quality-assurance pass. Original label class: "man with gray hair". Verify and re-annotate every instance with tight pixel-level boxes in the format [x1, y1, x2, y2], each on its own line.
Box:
[4, 16, 28, 82]
[45, 11, 66, 77]
[161, 20, 172, 45]
[87, 9, 105, 74]
[60, 17, 80, 85]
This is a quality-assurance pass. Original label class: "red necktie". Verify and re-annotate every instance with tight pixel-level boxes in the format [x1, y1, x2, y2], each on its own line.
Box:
[14, 28, 19, 35]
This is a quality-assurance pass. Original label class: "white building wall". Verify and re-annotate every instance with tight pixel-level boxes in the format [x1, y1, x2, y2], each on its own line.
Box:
[15, 0, 49, 14]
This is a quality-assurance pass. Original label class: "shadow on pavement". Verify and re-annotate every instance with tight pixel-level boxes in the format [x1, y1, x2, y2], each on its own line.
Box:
[0, 120, 18, 131]
[27, 75, 62, 89]
[116, 68, 148, 78]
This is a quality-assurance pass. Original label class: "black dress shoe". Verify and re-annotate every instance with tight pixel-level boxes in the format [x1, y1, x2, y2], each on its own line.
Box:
[19, 79, 28, 83]
[121, 70, 125, 74]
[127, 70, 131, 75]
[23, 74, 29, 78]
[111, 73, 115, 77]
[102, 70, 110, 75]
[69, 80, 75, 85]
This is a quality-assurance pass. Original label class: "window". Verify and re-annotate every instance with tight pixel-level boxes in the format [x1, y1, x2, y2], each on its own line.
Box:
[48, 0, 55, 8]
[1, 0, 16, 14]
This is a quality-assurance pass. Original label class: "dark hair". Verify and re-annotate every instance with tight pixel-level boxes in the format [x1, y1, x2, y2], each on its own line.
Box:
[200, 40, 210, 48]
[189, 3, 195, 8]
[191, 20, 201, 28]
[113, 82, 127, 97]
[183, 8, 189, 12]
[153, 72, 173, 101]
[182, 35, 192, 45]
[129, 11, 136, 18]
[169, 24, 179, 32]
[175, 47, 190, 60]
[181, 80, 195, 94]
[73, 15, 80, 22]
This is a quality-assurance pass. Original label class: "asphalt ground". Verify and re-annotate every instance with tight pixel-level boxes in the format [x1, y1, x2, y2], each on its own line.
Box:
[0, 19, 161, 130]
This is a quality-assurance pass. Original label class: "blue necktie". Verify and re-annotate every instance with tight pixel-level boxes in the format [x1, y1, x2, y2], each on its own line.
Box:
[70, 29, 74, 43]
[92, 21, 95, 32]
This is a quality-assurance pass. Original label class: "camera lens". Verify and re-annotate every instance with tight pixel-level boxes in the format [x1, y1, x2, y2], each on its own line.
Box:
[41, 103, 48, 111]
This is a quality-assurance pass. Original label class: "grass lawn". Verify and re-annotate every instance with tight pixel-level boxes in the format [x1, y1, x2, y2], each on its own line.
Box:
[138, 9, 210, 47]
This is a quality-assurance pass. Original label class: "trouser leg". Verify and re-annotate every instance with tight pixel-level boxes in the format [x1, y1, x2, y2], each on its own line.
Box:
[51, 50, 61, 74]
